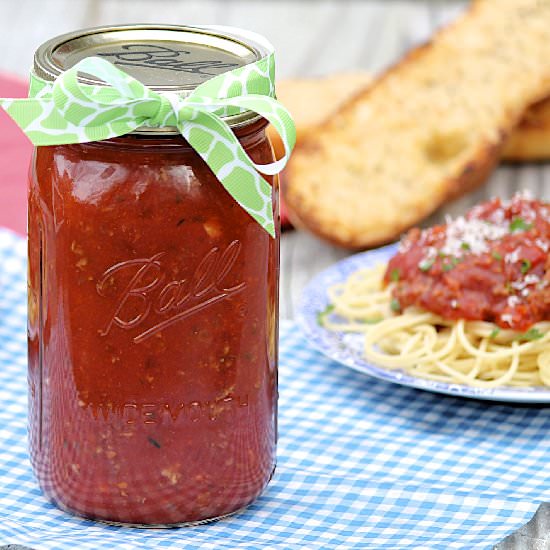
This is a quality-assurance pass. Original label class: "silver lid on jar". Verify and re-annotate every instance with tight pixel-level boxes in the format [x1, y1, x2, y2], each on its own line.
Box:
[33, 24, 268, 133]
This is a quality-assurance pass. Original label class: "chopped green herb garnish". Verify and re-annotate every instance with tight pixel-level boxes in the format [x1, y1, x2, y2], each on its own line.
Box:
[442, 257, 460, 272]
[514, 328, 544, 341]
[317, 303, 335, 326]
[509, 217, 533, 233]
[147, 436, 161, 449]
[364, 317, 383, 325]
[390, 298, 401, 312]
[520, 259, 532, 274]
[419, 259, 434, 272]
[460, 242, 471, 251]
[489, 328, 501, 339]
[491, 251, 503, 261]
[390, 268, 401, 282]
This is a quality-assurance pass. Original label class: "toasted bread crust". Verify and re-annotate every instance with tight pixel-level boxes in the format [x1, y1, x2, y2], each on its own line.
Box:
[285, 138, 501, 250]
[503, 98, 550, 161]
[283, 0, 550, 249]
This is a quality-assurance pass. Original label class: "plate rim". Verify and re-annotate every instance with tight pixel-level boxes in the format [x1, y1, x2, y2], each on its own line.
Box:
[297, 243, 550, 404]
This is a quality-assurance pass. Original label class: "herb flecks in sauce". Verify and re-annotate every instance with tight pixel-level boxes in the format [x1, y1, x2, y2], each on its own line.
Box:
[147, 436, 161, 449]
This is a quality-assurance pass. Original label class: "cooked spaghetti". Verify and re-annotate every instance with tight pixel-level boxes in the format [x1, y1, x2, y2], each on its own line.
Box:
[321, 193, 550, 388]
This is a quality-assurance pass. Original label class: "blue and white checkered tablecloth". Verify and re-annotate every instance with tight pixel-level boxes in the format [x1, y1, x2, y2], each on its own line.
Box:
[0, 227, 549, 550]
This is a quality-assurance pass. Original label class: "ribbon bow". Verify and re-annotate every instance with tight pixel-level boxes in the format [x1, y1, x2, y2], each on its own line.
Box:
[0, 49, 296, 237]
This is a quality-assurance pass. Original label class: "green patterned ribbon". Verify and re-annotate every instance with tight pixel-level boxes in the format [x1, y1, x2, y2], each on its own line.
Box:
[0, 48, 295, 237]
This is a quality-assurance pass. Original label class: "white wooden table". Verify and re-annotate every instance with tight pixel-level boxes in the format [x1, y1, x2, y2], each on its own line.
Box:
[1, 0, 548, 322]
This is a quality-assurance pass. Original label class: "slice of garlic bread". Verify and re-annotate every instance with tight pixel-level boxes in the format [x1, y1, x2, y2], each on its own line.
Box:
[284, 0, 550, 249]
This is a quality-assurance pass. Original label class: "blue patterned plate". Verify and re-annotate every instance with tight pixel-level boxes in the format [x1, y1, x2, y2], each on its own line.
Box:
[297, 244, 550, 403]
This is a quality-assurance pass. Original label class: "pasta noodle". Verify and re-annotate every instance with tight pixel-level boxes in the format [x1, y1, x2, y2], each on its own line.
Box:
[323, 264, 550, 388]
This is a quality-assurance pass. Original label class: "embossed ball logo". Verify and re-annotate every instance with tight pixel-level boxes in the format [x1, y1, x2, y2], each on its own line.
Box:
[96, 240, 245, 343]
[97, 44, 240, 76]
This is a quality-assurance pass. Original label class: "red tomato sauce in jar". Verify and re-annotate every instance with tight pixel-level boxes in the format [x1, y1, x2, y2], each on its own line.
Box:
[27, 26, 280, 525]
[28, 121, 278, 525]
[384, 194, 550, 331]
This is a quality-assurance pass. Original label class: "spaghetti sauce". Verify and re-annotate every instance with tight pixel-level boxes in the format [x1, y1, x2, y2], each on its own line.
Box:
[27, 26, 279, 525]
[385, 194, 550, 331]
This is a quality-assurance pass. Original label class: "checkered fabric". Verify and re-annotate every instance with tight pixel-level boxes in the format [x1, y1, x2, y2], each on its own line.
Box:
[0, 227, 548, 550]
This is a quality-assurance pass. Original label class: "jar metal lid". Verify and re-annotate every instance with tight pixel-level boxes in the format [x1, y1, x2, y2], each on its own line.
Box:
[33, 24, 268, 133]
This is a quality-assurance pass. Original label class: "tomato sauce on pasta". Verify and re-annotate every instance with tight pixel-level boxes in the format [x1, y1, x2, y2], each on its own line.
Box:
[385, 194, 550, 331]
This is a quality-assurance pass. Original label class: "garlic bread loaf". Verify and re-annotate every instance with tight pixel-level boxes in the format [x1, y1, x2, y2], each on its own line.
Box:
[284, 0, 550, 249]
[270, 74, 550, 164]
[268, 73, 372, 160]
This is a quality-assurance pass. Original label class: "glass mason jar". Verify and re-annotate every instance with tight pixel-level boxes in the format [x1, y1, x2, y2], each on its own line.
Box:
[26, 26, 279, 525]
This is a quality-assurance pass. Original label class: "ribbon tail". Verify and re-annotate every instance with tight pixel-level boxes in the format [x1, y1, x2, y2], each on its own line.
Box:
[224, 95, 295, 175]
[188, 94, 296, 176]
[0, 95, 149, 146]
[0, 98, 86, 145]
[178, 109, 276, 238]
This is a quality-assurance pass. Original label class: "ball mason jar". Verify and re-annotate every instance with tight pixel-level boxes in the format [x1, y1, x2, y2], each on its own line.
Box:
[27, 25, 279, 525]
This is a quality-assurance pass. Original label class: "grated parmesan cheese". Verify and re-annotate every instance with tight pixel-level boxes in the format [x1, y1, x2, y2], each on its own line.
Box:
[535, 238, 549, 253]
[505, 249, 520, 264]
[440, 217, 508, 257]
[501, 313, 513, 325]
[511, 274, 540, 290]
